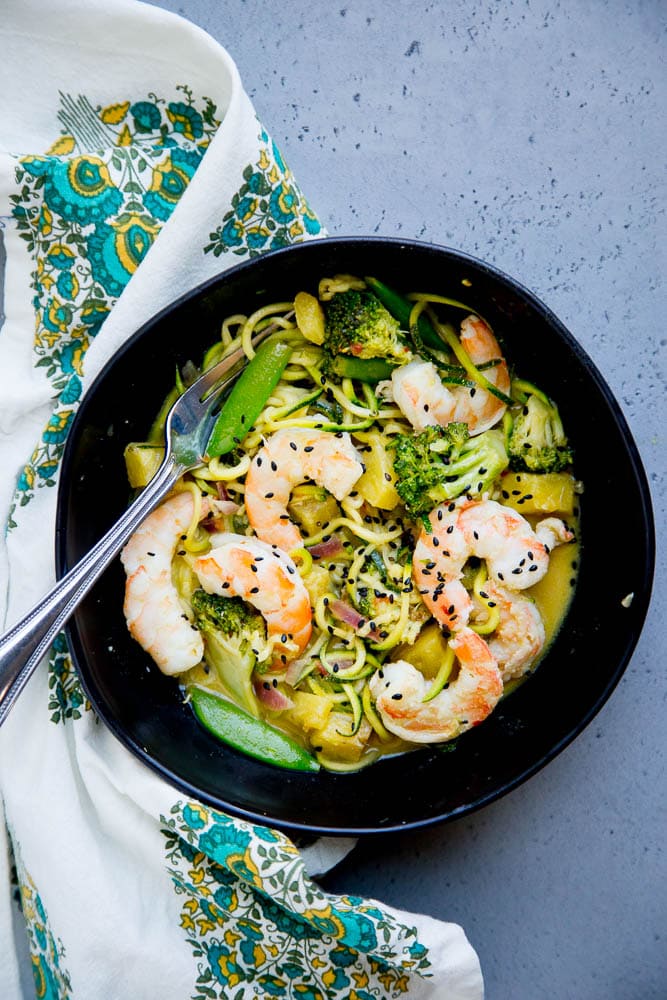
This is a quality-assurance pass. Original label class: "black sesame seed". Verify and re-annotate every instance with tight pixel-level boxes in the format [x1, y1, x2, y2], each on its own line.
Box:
[265, 492, 274, 499]
[271, 460, 277, 471]
[304, 445, 314, 453]
[391, 693, 403, 700]
[511, 568, 522, 575]
[446, 525, 454, 534]
[470, 388, 476, 397]
[250, 586, 259, 593]
[290, 441, 298, 451]
[529, 564, 539, 572]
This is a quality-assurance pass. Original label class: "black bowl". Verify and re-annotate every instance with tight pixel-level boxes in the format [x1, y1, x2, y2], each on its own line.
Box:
[56, 237, 654, 835]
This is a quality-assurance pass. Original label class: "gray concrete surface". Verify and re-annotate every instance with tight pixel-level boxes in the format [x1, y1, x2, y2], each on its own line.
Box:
[159, 1, 665, 996]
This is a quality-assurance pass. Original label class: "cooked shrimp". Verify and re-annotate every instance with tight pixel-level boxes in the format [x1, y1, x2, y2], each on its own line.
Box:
[244, 427, 364, 551]
[413, 498, 573, 632]
[479, 582, 546, 681]
[192, 533, 312, 664]
[369, 627, 503, 742]
[121, 492, 208, 675]
[390, 315, 510, 435]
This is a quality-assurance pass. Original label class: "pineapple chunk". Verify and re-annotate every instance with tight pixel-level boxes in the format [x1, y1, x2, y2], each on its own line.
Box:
[499, 472, 576, 515]
[310, 712, 372, 762]
[288, 486, 340, 536]
[285, 691, 333, 733]
[303, 565, 333, 609]
[294, 291, 325, 344]
[124, 442, 164, 488]
[392, 622, 449, 680]
[356, 433, 400, 510]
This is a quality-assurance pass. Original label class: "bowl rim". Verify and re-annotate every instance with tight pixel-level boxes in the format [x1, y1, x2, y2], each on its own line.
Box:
[56, 236, 656, 835]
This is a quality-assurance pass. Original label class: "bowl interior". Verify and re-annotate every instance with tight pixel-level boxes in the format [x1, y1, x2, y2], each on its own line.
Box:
[56, 238, 654, 834]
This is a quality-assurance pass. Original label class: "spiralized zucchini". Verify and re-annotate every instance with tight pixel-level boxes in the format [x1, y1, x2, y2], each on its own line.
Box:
[131, 274, 578, 773]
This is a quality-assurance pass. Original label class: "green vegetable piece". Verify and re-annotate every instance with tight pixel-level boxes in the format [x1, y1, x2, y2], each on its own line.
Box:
[190, 686, 320, 773]
[393, 424, 509, 517]
[364, 275, 443, 350]
[206, 339, 293, 458]
[191, 590, 263, 715]
[507, 379, 573, 473]
[322, 288, 410, 365]
[329, 355, 396, 383]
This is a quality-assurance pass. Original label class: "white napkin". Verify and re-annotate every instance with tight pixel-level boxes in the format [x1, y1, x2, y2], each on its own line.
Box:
[0, 1, 484, 996]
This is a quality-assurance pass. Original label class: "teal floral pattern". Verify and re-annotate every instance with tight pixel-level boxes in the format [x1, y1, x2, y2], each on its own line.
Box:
[162, 802, 431, 998]
[8, 90, 323, 725]
[204, 128, 321, 258]
[8, 86, 220, 520]
[12, 842, 72, 999]
[47, 633, 87, 723]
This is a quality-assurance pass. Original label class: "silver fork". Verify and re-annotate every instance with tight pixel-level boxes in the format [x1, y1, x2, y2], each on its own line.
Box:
[0, 327, 274, 725]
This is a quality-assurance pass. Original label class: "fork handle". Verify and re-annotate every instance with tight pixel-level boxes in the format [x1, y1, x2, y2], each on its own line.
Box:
[0, 456, 181, 726]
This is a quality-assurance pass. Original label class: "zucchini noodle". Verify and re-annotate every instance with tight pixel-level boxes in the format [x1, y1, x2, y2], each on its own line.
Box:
[125, 269, 579, 775]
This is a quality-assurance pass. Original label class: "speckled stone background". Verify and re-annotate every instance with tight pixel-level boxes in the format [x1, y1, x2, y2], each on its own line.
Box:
[13, 0, 666, 996]
[149, 2, 666, 996]
[145, 3, 665, 997]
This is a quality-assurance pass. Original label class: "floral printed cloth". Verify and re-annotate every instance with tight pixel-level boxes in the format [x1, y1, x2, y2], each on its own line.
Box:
[0, 1, 483, 997]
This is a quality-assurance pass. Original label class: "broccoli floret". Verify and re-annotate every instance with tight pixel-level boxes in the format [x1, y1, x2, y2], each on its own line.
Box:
[191, 589, 266, 713]
[191, 589, 263, 636]
[393, 425, 509, 517]
[508, 384, 573, 473]
[323, 289, 411, 365]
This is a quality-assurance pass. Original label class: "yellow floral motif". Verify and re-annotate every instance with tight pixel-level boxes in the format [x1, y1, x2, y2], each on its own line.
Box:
[38, 205, 53, 235]
[253, 943, 266, 966]
[322, 968, 337, 989]
[258, 148, 271, 171]
[101, 101, 130, 124]
[45, 135, 75, 156]
[352, 969, 369, 988]
[215, 954, 241, 988]
[196, 916, 217, 935]
[47, 242, 75, 265]
[116, 124, 132, 146]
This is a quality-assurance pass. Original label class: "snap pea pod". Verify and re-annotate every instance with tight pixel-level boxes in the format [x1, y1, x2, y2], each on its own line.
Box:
[364, 275, 443, 350]
[189, 686, 320, 773]
[206, 339, 293, 458]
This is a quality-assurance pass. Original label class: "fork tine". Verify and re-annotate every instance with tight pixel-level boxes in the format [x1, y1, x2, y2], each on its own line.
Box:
[164, 325, 276, 468]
